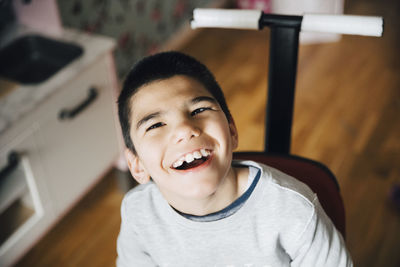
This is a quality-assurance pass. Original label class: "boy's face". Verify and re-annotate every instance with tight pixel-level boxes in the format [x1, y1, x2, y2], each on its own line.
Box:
[125, 75, 238, 207]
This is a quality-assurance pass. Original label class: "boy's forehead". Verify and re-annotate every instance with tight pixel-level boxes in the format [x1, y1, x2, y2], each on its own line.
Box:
[127, 75, 220, 133]
[129, 75, 214, 112]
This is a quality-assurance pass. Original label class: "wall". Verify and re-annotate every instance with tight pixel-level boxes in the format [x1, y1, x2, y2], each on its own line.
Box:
[13, 0, 62, 36]
[0, 2, 16, 35]
[57, 0, 216, 78]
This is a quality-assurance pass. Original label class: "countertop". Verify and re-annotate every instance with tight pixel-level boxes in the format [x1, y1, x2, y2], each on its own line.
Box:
[0, 25, 116, 135]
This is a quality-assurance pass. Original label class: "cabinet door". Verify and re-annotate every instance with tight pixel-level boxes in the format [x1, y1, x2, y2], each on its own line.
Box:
[0, 126, 54, 267]
[38, 57, 119, 214]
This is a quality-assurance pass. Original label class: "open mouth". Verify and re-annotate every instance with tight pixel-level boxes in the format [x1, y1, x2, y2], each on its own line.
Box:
[172, 149, 211, 171]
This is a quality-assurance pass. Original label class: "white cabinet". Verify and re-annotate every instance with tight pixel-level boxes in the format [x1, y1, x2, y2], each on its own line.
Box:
[0, 126, 54, 266]
[37, 56, 119, 214]
[0, 54, 120, 266]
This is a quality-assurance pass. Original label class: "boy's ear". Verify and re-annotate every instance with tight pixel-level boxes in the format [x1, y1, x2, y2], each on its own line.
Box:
[228, 117, 239, 150]
[124, 149, 151, 184]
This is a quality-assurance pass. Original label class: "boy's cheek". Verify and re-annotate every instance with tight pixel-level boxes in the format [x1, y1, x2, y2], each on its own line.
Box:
[136, 143, 164, 169]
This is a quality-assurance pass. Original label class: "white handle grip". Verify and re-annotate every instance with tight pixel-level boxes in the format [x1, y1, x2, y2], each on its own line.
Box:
[191, 8, 262, 30]
[191, 8, 384, 37]
[301, 14, 383, 37]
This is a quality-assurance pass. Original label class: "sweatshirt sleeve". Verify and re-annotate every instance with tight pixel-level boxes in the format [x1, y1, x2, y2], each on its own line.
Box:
[289, 197, 353, 267]
[116, 196, 155, 267]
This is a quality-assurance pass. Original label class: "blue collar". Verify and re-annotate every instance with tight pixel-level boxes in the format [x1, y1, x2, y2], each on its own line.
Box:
[175, 167, 261, 222]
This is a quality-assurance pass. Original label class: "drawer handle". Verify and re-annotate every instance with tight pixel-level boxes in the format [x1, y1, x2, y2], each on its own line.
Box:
[0, 151, 20, 182]
[59, 87, 98, 120]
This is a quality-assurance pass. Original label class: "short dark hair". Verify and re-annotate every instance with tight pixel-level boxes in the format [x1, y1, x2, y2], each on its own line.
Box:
[118, 51, 232, 154]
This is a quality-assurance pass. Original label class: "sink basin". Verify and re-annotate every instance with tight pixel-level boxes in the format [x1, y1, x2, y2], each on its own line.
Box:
[0, 35, 83, 84]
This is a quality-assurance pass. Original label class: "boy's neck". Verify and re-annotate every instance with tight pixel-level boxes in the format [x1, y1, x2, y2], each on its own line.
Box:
[166, 166, 249, 216]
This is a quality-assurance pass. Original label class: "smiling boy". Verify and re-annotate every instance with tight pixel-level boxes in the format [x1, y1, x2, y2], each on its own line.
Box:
[116, 51, 352, 266]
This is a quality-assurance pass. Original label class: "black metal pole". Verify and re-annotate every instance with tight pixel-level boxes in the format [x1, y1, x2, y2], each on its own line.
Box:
[259, 14, 302, 154]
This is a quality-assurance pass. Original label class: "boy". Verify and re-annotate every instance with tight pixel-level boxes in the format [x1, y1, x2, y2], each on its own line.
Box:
[116, 51, 352, 266]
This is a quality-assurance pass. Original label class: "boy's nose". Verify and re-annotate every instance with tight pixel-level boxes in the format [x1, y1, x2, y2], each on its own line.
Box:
[173, 120, 201, 144]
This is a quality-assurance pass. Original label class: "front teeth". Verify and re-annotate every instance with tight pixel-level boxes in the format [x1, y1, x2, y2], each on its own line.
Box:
[185, 153, 194, 163]
[172, 149, 210, 168]
[193, 151, 202, 159]
[173, 160, 184, 168]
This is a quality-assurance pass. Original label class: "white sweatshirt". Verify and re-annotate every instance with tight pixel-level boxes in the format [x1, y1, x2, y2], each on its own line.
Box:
[117, 160, 353, 267]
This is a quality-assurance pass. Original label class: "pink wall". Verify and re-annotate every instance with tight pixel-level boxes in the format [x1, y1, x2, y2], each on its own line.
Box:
[13, 0, 62, 35]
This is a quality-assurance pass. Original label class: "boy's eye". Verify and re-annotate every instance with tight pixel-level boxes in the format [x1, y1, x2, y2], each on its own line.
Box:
[191, 107, 212, 116]
[146, 122, 164, 132]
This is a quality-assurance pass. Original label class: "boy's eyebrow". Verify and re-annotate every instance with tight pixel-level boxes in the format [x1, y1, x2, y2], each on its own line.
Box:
[191, 96, 217, 105]
[136, 111, 161, 130]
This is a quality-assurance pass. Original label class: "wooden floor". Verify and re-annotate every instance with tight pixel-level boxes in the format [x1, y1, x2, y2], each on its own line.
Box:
[16, 0, 399, 266]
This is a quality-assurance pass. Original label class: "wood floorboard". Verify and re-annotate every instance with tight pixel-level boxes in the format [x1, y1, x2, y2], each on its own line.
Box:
[15, 0, 399, 266]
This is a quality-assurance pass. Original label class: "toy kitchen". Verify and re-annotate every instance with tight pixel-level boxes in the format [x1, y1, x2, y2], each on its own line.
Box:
[0, 1, 121, 266]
